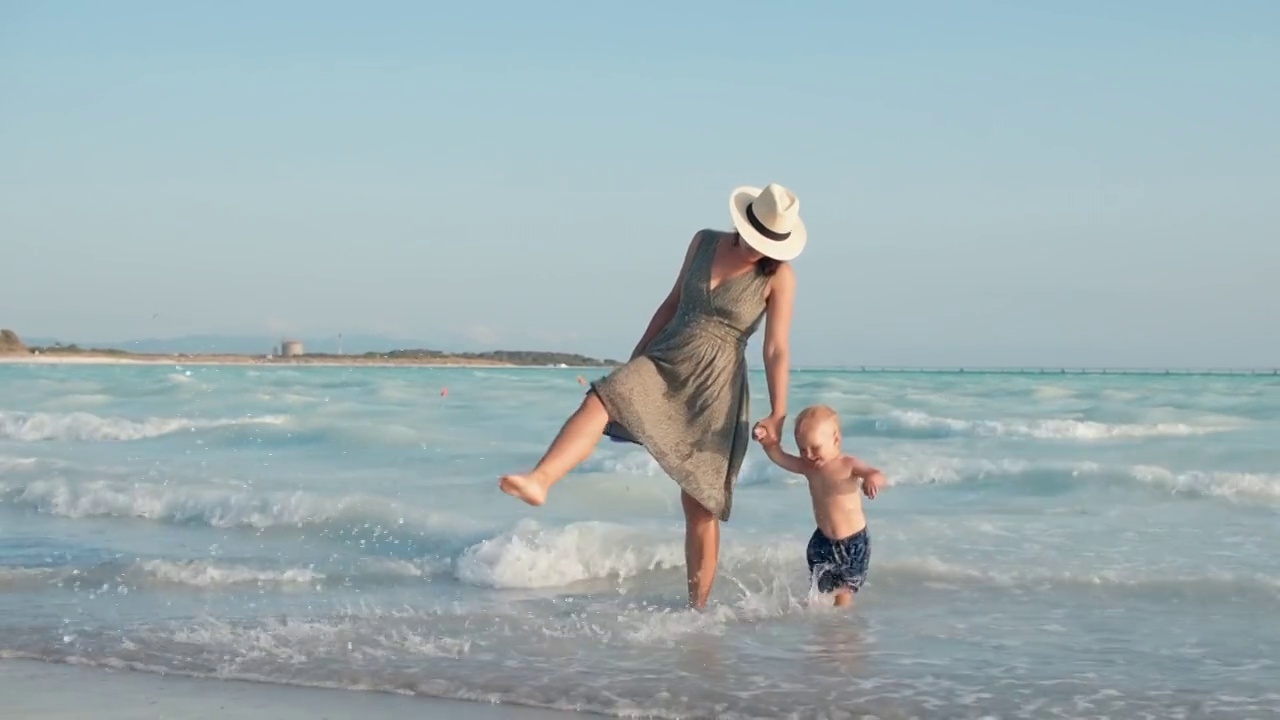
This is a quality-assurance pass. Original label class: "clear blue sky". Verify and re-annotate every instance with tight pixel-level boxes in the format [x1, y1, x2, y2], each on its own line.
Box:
[2, 1, 1277, 367]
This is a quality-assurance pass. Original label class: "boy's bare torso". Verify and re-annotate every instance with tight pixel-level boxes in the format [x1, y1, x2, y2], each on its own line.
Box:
[804, 455, 867, 540]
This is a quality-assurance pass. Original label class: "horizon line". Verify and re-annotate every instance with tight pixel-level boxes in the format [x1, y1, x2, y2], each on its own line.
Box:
[767, 366, 1280, 375]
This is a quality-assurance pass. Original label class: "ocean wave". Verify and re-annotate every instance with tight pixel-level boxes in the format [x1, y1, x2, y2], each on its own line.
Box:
[580, 449, 1280, 505]
[0, 410, 287, 442]
[1130, 466, 1280, 503]
[0, 477, 482, 538]
[849, 409, 1233, 440]
[580, 451, 794, 487]
[41, 393, 116, 409]
[873, 556, 1280, 600]
[454, 518, 685, 589]
[0, 559, 323, 591]
[7, 534, 1277, 603]
[0, 455, 43, 473]
[0, 555, 451, 593]
[136, 559, 324, 588]
[582, 448, 1053, 487]
[447, 518, 1280, 599]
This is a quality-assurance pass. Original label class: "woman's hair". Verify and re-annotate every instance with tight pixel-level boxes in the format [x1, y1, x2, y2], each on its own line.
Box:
[733, 233, 782, 277]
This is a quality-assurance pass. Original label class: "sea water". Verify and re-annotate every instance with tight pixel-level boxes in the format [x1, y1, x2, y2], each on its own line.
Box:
[1, 363, 1277, 719]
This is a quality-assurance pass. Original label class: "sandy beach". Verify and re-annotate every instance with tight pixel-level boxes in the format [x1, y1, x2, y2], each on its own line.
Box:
[1, 659, 576, 720]
[0, 355, 502, 368]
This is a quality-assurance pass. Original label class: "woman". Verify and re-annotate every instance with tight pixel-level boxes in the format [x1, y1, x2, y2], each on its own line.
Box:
[500, 182, 806, 609]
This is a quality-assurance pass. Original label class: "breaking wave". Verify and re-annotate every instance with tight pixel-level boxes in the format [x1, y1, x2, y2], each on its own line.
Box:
[0, 410, 287, 442]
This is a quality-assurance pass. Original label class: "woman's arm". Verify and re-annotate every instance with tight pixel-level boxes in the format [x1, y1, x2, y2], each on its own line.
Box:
[630, 231, 703, 359]
[631, 301, 677, 359]
[761, 263, 796, 419]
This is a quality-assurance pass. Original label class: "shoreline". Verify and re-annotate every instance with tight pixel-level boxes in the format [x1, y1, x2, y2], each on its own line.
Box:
[1, 658, 577, 719]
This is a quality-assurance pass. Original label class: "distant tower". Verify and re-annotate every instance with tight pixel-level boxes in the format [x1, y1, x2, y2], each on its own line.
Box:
[337, 333, 344, 355]
[281, 339, 305, 357]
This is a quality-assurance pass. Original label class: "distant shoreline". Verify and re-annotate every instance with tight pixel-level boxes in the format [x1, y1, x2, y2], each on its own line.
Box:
[0, 355, 538, 368]
[0, 349, 619, 369]
[0, 353, 1274, 376]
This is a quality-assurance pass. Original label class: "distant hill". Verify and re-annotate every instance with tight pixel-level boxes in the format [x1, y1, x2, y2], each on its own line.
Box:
[357, 348, 617, 366]
[16, 331, 621, 367]
[0, 329, 30, 355]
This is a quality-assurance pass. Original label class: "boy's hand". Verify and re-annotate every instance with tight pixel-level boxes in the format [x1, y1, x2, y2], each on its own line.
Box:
[754, 424, 807, 474]
[862, 472, 886, 499]
[752, 423, 780, 446]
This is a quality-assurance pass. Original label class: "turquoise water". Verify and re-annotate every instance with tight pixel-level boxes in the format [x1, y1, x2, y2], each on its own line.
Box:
[2, 363, 1278, 719]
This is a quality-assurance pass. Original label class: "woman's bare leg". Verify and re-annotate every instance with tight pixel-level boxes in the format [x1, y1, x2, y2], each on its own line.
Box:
[499, 392, 610, 506]
[681, 490, 720, 609]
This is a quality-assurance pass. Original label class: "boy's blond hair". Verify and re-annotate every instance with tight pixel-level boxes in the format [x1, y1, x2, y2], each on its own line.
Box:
[794, 404, 839, 433]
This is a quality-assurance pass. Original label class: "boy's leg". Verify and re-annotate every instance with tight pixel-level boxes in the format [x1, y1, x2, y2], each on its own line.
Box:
[805, 529, 831, 605]
[831, 529, 868, 609]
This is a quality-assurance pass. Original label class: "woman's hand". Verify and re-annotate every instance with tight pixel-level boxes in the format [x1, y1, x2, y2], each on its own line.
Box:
[753, 414, 786, 446]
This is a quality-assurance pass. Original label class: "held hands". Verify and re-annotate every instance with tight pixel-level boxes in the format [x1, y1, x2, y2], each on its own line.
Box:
[752, 414, 786, 447]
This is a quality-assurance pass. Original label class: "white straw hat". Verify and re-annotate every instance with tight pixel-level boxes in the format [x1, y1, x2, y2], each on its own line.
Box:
[728, 183, 807, 261]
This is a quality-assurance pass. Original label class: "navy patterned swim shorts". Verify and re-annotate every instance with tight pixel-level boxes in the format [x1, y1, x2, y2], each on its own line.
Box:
[805, 526, 871, 594]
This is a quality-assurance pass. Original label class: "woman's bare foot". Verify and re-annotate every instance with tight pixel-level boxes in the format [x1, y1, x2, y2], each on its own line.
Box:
[497, 393, 608, 508]
[499, 474, 548, 506]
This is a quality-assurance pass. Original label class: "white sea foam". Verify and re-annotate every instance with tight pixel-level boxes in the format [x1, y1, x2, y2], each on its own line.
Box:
[0, 455, 42, 472]
[0, 566, 63, 587]
[0, 555, 460, 592]
[877, 555, 1280, 590]
[454, 519, 685, 589]
[1031, 384, 1077, 400]
[1130, 466, 1280, 503]
[587, 449, 1251, 498]
[0, 559, 321, 591]
[581, 450, 796, 486]
[41, 393, 116, 408]
[583, 448, 1081, 488]
[0, 410, 287, 442]
[0, 477, 479, 534]
[864, 409, 1232, 440]
[136, 559, 325, 588]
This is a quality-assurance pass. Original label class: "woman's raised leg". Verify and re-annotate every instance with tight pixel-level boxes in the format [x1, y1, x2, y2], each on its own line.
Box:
[681, 490, 721, 609]
[499, 391, 610, 506]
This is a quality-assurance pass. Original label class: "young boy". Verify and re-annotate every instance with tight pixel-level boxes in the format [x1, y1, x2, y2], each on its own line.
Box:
[753, 404, 887, 607]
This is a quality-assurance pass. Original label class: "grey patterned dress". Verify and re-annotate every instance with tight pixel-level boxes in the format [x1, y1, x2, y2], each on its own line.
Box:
[592, 231, 770, 521]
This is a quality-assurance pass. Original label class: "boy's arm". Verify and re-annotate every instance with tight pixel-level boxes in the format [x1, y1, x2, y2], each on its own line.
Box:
[848, 456, 887, 499]
[759, 439, 809, 475]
